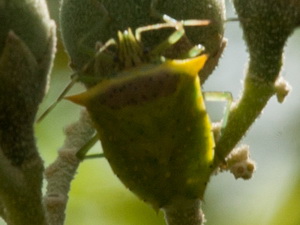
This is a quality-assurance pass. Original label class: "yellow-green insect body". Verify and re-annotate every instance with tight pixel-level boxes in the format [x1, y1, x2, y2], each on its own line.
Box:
[67, 55, 214, 209]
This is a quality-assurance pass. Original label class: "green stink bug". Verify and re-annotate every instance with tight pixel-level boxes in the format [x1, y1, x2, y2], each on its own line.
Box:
[67, 56, 213, 209]
[66, 18, 215, 209]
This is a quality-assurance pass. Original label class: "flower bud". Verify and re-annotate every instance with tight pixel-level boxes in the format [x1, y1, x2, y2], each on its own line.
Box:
[0, 0, 56, 62]
[0, 0, 56, 165]
[233, 0, 300, 82]
[225, 145, 256, 180]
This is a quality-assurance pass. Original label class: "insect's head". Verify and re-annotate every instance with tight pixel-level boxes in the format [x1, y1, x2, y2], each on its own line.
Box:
[78, 19, 210, 87]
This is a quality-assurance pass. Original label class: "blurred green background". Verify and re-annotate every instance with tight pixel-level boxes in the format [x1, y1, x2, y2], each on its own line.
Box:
[2, 1, 300, 225]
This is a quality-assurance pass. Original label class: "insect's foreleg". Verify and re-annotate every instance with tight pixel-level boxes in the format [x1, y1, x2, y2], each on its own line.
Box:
[95, 38, 117, 57]
[181, 44, 205, 58]
[149, 26, 185, 57]
[148, 0, 210, 58]
[150, 0, 210, 26]
[136, 19, 208, 59]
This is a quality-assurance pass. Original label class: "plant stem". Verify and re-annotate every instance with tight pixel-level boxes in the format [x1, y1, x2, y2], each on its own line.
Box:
[214, 68, 276, 165]
[0, 148, 47, 225]
[163, 199, 204, 225]
[44, 110, 95, 225]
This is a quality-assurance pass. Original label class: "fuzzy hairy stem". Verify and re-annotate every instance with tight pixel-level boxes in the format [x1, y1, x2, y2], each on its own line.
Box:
[163, 199, 204, 225]
[0, 149, 47, 225]
[213, 0, 300, 165]
[214, 73, 275, 163]
[0, 15, 56, 225]
[44, 110, 95, 225]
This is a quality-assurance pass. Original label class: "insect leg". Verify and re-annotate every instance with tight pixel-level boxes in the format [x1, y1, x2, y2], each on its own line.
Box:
[150, 0, 210, 27]
[203, 92, 233, 130]
[84, 153, 105, 160]
[37, 74, 80, 122]
[94, 38, 117, 57]
[76, 134, 101, 160]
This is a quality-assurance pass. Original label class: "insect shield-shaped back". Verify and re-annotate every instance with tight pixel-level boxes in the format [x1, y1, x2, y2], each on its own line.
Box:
[66, 55, 214, 209]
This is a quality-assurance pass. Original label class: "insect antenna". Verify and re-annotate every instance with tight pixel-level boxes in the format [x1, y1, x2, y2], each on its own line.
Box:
[37, 38, 120, 123]
[37, 73, 79, 123]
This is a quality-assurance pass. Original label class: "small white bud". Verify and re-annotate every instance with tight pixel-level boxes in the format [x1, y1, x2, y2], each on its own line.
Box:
[229, 160, 256, 180]
[224, 145, 256, 180]
[274, 77, 292, 103]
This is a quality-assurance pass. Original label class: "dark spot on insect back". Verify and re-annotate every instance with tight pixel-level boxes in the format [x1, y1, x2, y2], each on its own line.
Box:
[100, 71, 179, 109]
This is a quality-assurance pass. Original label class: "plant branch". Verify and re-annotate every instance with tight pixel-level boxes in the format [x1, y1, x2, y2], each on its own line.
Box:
[0, 20, 56, 224]
[44, 110, 96, 225]
[213, 0, 299, 166]
[0, 149, 47, 225]
[214, 74, 275, 163]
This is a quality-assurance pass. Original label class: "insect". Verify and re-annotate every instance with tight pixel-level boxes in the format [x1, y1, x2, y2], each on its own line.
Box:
[64, 17, 219, 210]
[40, 10, 232, 210]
